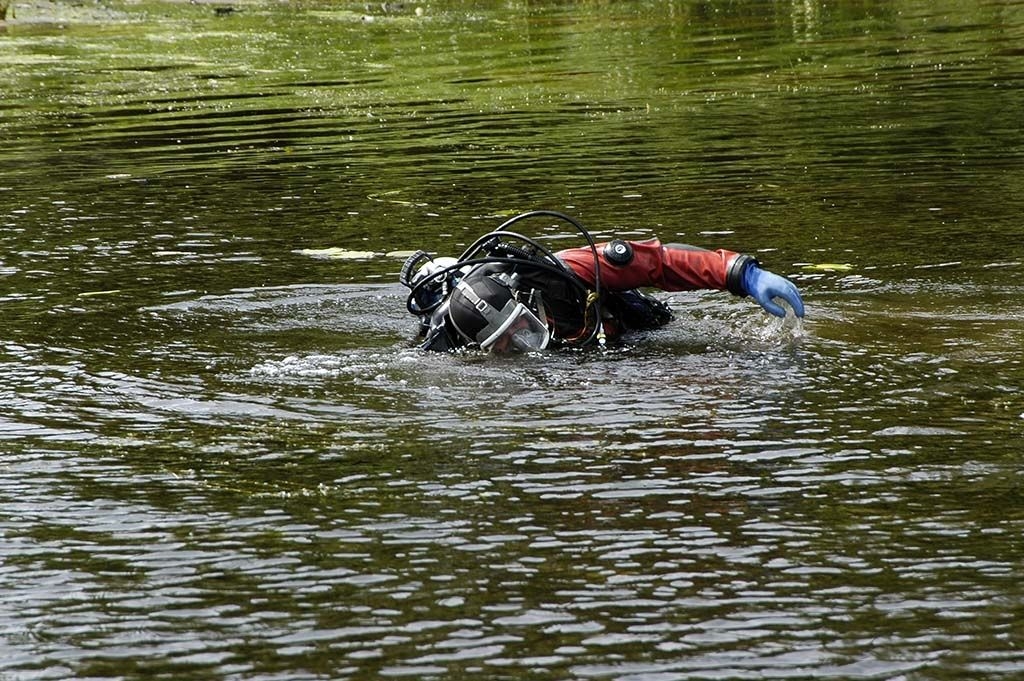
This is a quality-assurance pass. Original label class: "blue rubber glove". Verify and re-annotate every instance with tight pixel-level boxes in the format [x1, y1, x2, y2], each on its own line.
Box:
[742, 264, 805, 318]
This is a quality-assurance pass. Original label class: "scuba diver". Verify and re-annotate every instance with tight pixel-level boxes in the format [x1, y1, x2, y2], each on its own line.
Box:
[399, 210, 805, 353]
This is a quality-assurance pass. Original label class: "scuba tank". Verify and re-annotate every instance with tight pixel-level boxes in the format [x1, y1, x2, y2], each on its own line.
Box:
[399, 250, 464, 315]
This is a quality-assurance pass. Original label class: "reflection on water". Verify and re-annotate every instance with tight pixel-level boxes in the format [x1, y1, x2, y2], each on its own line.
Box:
[2, 0, 1024, 678]
[5, 277, 1023, 678]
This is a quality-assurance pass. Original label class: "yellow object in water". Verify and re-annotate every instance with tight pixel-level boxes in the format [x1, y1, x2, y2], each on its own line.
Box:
[802, 263, 853, 272]
[78, 289, 122, 298]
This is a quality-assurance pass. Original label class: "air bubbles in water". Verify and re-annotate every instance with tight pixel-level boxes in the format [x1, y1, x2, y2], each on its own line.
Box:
[738, 305, 806, 346]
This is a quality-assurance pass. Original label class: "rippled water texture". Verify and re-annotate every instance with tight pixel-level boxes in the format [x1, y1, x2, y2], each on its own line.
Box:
[2, 1, 1024, 679]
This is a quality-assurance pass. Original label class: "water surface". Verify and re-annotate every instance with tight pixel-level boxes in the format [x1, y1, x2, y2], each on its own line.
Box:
[2, 1, 1024, 678]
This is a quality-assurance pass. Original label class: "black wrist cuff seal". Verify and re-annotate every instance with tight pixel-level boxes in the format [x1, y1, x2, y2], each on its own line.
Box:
[726, 254, 759, 296]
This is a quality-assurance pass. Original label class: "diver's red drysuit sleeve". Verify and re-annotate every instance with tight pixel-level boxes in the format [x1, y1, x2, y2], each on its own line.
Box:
[556, 238, 753, 294]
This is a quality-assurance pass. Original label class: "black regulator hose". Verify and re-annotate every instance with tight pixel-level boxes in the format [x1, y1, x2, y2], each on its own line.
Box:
[492, 210, 606, 346]
[405, 256, 589, 316]
[406, 210, 607, 347]
[457, 230, 567, 270]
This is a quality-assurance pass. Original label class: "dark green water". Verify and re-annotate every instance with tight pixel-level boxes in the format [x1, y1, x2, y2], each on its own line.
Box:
[2, 1, 1024, 678]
